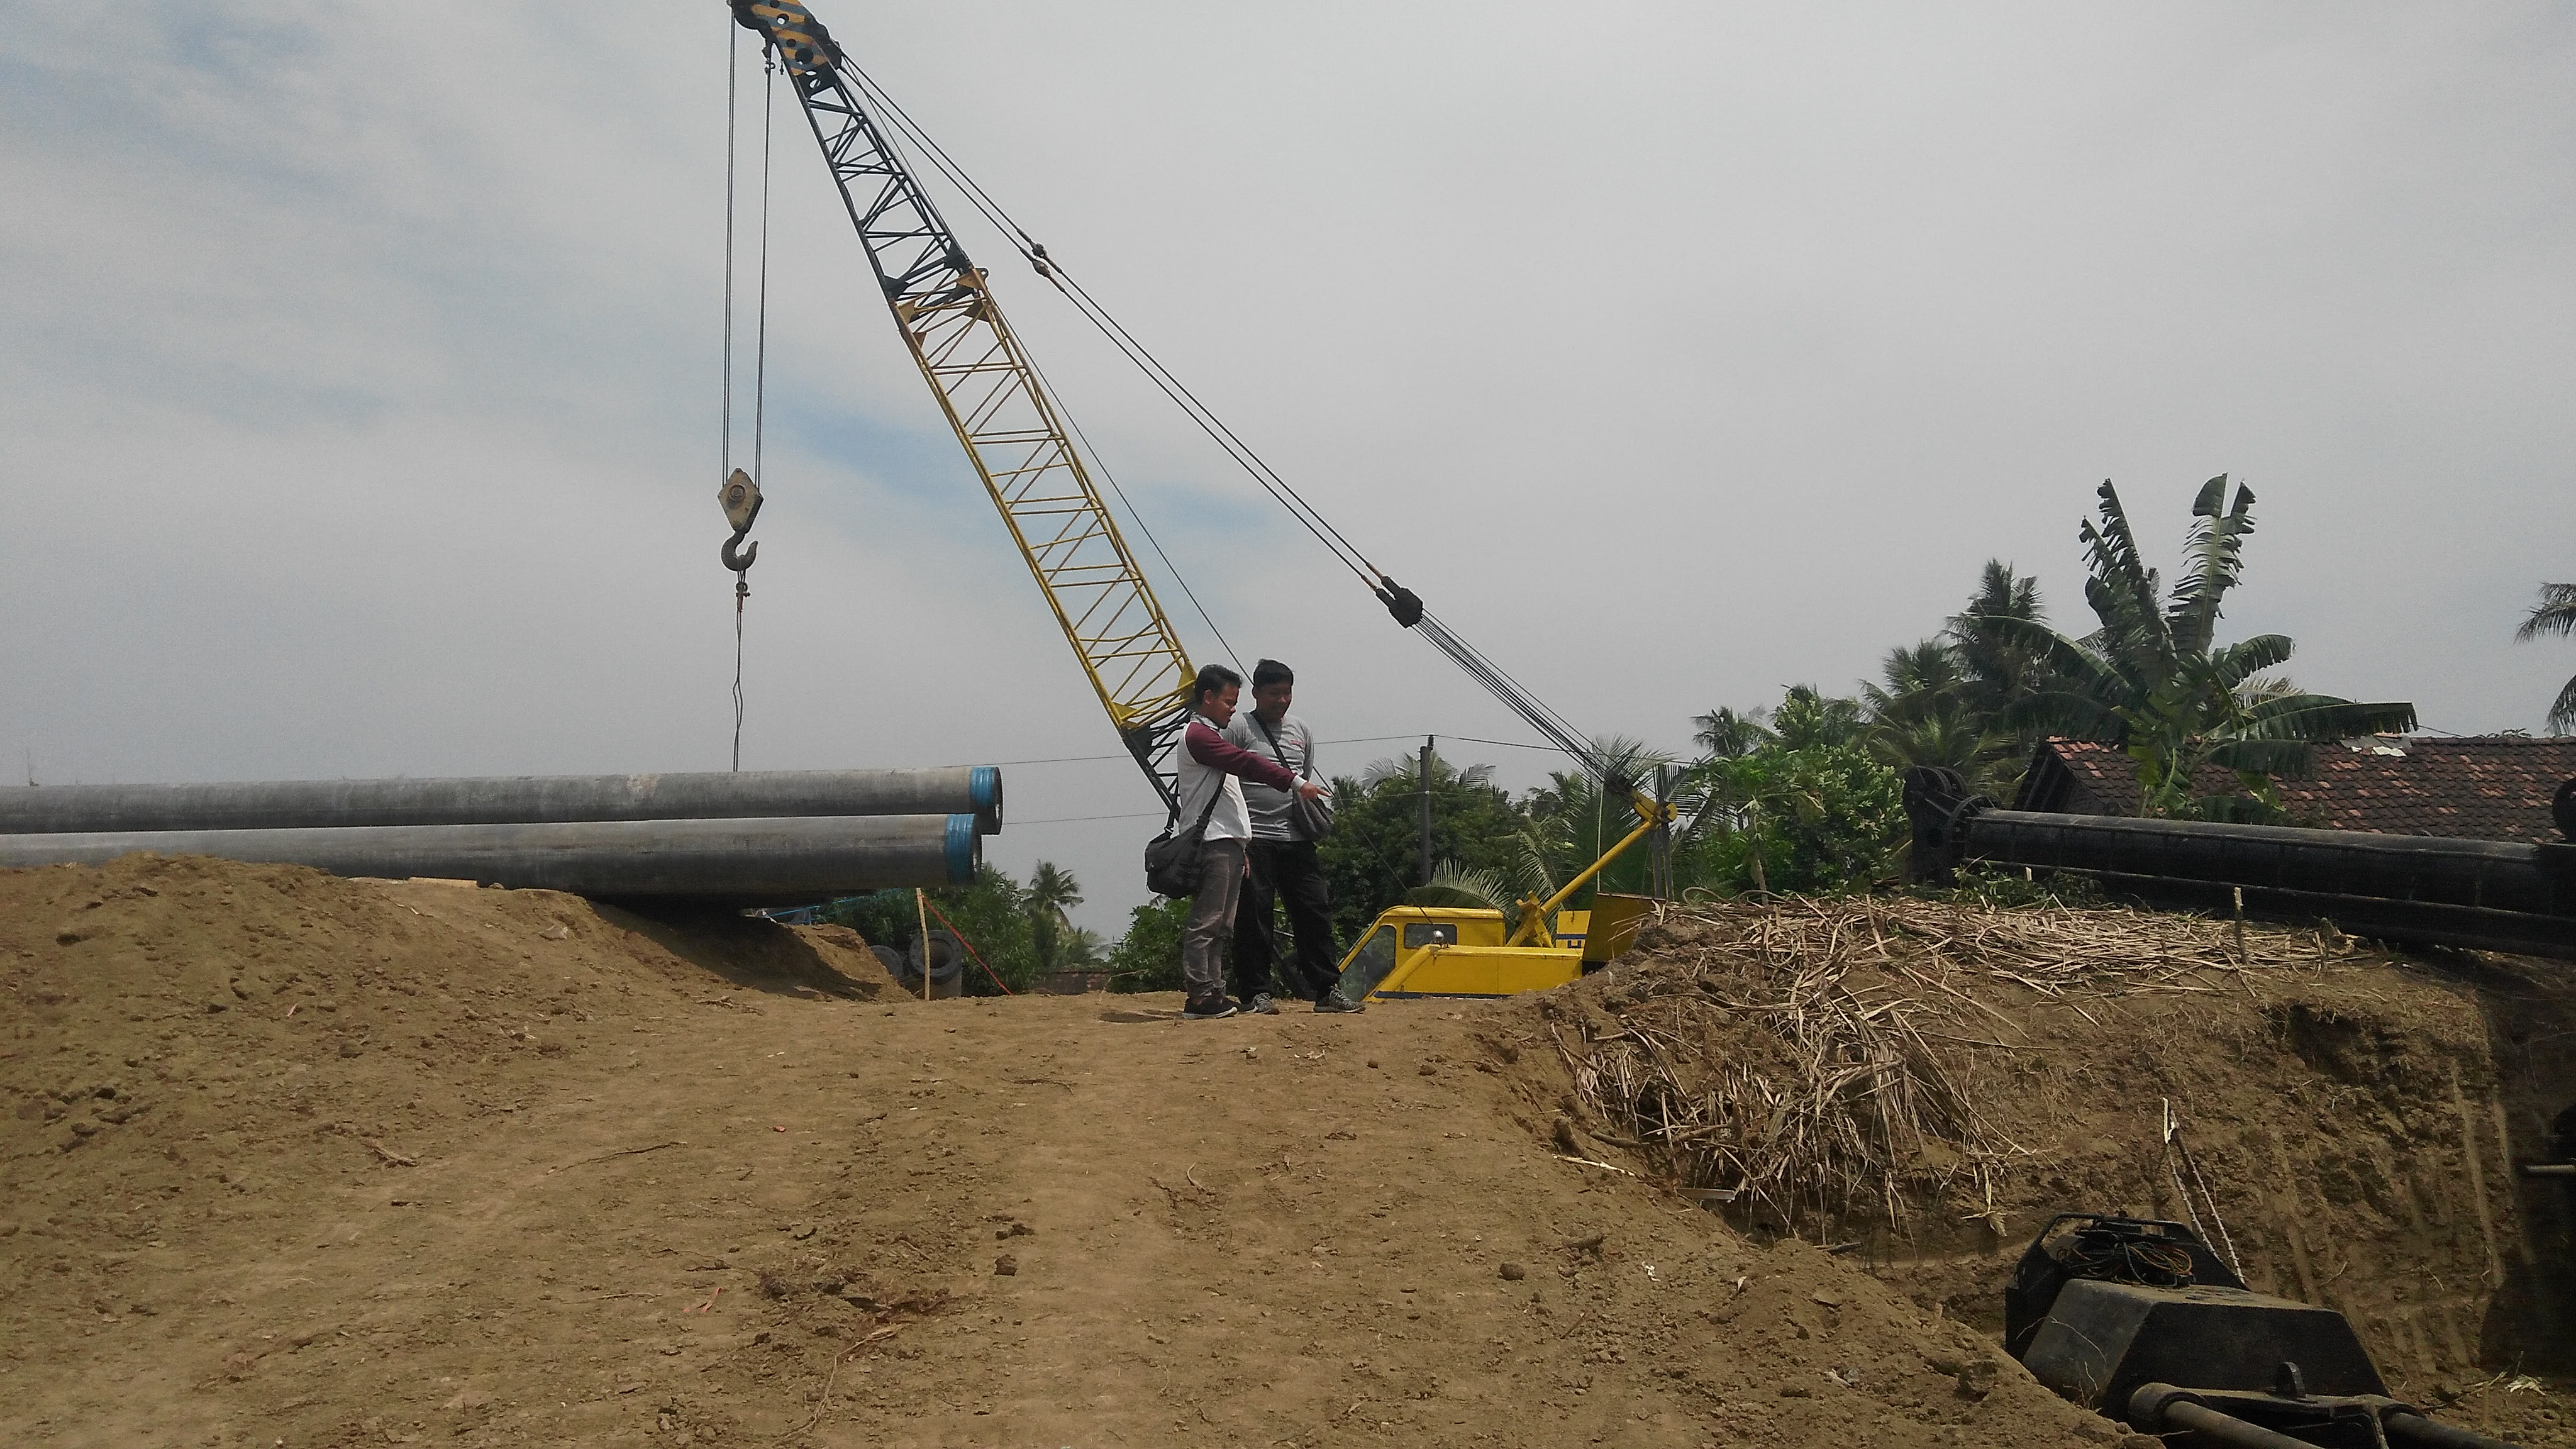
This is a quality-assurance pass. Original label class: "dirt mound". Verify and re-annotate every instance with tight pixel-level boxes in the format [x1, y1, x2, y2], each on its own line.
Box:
[3, 853, 2146, 1449]
[1521, 895, 2576, 1443]
[3, 850, 892, 1213]
[3, 857, 2565, 1446]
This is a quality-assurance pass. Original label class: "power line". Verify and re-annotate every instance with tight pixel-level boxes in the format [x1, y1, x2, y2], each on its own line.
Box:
[935, 733, 1557, 771]
[1003, 810, 1169, 826]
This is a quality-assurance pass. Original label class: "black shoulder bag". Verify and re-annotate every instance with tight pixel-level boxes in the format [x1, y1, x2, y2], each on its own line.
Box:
[1252, 714, 1335, 841]
[1143, 775, 1224, 898]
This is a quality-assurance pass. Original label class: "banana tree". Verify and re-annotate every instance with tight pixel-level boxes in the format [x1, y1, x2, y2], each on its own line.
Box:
[1976, 476, 2416, 820]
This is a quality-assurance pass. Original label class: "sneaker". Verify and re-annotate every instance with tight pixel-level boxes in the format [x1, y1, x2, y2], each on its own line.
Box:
[1313, 992, 1366, 1014]
[1180, 996, 1238, 1021]
[1246, 993, 1280, 1016]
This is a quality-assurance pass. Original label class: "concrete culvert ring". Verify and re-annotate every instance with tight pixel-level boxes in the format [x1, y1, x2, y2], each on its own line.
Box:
[901, 929, 965, 997]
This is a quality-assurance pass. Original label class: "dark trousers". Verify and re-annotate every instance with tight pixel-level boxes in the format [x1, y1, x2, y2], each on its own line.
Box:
[1182, 838, 1246, 1004]
[1231, 840, 1342, 1003]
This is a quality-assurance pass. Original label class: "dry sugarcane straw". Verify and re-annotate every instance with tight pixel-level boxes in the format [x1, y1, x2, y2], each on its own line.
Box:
[1553, 893, 2367, 1243]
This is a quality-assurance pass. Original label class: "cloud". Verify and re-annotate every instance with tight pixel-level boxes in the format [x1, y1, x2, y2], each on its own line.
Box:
[5, 1, 2573, 935]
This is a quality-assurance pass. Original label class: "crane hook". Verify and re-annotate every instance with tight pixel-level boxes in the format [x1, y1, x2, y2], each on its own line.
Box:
[718, 468, 763, 575]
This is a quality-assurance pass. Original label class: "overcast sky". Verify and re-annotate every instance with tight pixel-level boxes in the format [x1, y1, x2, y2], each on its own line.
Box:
[4, 3, 2571, 937]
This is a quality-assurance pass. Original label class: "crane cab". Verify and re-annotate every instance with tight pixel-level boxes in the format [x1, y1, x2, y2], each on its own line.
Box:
[1331, 894, 1655, 1002]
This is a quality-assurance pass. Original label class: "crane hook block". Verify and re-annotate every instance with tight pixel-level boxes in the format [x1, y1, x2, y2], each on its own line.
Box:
[719, 469, 763, 574]
[1374, 575, 1425, 629]
[719, 469, 763, 533]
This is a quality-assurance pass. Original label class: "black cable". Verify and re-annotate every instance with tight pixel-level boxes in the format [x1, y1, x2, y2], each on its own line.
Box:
[1053, 264, 1384, 576]
[830, 55, 1613, 784]
[1446, 734, 1567, 753]
[1414, 612, 1599, 771]
[1004, 810, 1170, 826]
[919, 735, 1490, 772]
[841, 63, 1381, 589]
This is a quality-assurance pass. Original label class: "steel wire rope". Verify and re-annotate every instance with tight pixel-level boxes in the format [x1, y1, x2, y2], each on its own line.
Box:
[752, 54, 776, 497]
[837, 57, 1609, 779]
[733, 53, 782, 773]
[721, 26, 745, 770]
[1414, 611, 1599, 769]
[832, 60, 1241, 677]
[719, 23, 737, 481]
[840, 63, 1379, 590]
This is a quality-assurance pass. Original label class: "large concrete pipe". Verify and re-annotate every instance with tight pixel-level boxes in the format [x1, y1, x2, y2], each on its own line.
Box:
[0, 767, 1004, 837]
[1902, 766, 2576, 957]
[0, 813, 980, 906]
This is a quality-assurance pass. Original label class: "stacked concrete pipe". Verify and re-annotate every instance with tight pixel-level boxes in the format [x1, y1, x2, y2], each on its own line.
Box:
[0, 768, 999, 906]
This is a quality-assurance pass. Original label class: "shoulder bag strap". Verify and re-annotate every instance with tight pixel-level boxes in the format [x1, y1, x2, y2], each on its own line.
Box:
[1251, 713, 1308, 779]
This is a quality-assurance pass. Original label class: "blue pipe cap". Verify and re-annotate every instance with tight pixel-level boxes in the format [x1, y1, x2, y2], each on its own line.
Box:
[969, 766, 1003, 835]
[945, 813, 979, 884]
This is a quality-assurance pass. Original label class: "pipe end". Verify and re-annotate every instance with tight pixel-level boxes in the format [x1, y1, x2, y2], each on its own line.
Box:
[945, 814, 979, 884]
[970, 766, 1003, 834]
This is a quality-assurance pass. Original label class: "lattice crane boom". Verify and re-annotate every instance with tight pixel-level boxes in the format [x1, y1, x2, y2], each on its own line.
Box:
[728, 0, 1196, 811]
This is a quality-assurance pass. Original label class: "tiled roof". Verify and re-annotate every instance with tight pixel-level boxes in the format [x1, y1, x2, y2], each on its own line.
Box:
[2012, 737, 2576, 845]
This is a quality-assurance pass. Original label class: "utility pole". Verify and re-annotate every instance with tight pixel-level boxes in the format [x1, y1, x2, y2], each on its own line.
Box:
[1419, 736, 1435, 886]
[1650, 763, 1674, 899]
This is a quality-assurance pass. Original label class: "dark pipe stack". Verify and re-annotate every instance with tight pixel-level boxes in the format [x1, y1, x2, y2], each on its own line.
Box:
[0, 768, 1001, 907]
[1903, 766, 2576, 958]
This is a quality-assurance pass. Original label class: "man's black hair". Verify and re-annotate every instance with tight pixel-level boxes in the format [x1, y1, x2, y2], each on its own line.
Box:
[1251, 658, 1294, 689]
[1192, 663, 1243, 704]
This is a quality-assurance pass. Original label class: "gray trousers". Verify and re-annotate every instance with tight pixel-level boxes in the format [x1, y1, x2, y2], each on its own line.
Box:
[1182, 837, 1246, 1001]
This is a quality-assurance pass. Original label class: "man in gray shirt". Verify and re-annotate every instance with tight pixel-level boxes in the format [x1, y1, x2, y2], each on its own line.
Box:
[1227, 659, 1364, 1014]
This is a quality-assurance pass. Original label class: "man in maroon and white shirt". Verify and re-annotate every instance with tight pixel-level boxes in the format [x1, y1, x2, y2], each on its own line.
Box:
[1173, 663, 1326, 1019]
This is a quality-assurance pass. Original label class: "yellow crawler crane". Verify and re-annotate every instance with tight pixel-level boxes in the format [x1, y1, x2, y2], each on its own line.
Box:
[734, 0, 1679, 996]
[1332, 790, 1674, 1002]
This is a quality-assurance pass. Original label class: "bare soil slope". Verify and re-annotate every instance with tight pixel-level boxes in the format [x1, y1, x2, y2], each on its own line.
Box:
[3, 857, 2568, 1448]
[1524, 897, 2576, 1446]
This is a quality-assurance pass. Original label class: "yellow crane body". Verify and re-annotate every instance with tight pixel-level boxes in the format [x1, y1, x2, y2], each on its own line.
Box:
[1330, 793, 1672, 1002]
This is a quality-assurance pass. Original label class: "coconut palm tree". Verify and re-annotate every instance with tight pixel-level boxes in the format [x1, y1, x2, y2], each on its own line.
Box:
[1974, 476, 2416, 819]
[1858, 640, 2016, 793]
[1770, 685, 1867, 750]
[1513, 736, 1676, 894]
[1057, 926, 1108, 971]
[1946, 560, 2050, 718]
[1024, 861, 1083, 974]
[1406, 861, 1521, 918]
[1690, 705, 1772, 760]
[2516, 582, 2576, 735]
